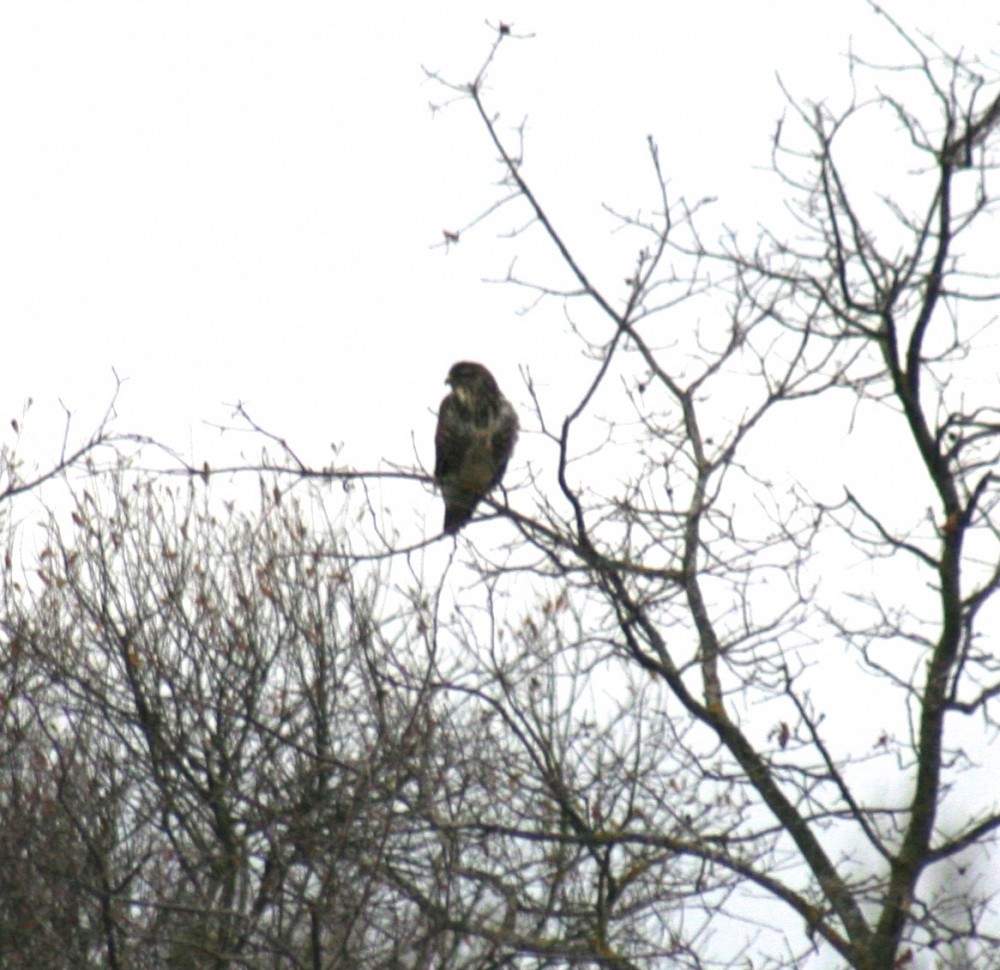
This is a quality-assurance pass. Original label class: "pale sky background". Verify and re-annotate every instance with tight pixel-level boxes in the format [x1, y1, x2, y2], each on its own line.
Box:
[3, 1, 995, 490]
[2, 6, 999, 965]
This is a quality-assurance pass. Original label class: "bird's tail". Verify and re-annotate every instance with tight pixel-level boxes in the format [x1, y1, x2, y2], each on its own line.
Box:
[443, 491, 481, 534]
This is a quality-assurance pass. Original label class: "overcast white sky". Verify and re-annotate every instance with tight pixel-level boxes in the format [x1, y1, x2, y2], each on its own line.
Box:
[1, 2, 995, 486]
[3, 8, 998, 963]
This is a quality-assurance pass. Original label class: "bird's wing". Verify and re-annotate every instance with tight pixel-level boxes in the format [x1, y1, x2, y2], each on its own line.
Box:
[488, 400, 519, 488]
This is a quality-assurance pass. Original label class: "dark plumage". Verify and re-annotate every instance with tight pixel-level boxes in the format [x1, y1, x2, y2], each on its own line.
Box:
[434, 361, 518, 534]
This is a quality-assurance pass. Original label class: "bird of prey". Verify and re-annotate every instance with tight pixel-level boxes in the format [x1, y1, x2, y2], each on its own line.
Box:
[434, 361, 518, 534]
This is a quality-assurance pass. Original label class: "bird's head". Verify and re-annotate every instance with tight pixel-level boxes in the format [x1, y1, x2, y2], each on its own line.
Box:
[445, 361, 499, 404]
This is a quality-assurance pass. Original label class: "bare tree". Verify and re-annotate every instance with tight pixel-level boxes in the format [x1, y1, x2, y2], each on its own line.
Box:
[0, 380, 146, 511]
[3, 8, 1000, 970]
[411, 9, 1000, 969]
[1, 470, 486, 969]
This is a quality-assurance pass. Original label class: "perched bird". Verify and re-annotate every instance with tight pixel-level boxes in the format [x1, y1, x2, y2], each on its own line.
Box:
[434, 361, 518, 534]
